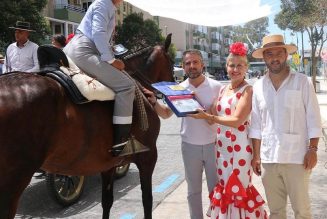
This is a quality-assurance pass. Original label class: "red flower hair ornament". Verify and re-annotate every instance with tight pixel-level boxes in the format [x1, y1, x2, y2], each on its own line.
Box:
[229, 42, 247, 56]
[66, 33, 75, 44]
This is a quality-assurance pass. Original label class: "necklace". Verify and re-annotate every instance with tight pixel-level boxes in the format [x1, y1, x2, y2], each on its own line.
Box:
[229, 79, 245, 90]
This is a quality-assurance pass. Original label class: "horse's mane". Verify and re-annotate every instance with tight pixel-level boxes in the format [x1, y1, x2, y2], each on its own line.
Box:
[121, 46, 153, 61]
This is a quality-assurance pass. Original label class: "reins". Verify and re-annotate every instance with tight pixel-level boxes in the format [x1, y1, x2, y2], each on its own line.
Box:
[122, 46, 165, 100]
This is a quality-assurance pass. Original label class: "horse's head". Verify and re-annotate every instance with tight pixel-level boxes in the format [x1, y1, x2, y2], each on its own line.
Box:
[123, 34, 175, 89]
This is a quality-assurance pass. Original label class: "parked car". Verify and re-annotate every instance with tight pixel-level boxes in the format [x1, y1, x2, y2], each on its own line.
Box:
[174, 66, 185, 82]
[204, 72, 216, 79]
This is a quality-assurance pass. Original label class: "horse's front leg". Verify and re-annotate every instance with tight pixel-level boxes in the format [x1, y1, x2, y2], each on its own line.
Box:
[0, 173, 34, 219]
[135, 150, 157, 219]
[100, 169, 115, 219]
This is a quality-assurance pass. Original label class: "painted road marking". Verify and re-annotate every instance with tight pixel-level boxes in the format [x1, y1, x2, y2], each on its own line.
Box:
[119, 174, 179, 218]
[153, 174, 179, 193]
[120, 213, 136, 219]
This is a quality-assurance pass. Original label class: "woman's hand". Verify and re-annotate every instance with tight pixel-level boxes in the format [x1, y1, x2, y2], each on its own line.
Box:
[187, 109, 209, 120]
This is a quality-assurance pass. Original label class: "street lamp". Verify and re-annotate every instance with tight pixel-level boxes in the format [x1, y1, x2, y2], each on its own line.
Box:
[208, 52, 213, 73]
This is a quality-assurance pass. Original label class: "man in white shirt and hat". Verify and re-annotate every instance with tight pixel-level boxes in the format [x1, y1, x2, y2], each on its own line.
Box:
[3, 21, 39, 73]
[250, 34, 322, 219]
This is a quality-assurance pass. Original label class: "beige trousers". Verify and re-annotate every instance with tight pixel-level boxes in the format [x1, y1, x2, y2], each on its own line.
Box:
[261, 163, 312, 219]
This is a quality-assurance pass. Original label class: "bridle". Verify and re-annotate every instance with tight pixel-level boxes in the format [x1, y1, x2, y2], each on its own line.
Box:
[121, 46, 174, 99]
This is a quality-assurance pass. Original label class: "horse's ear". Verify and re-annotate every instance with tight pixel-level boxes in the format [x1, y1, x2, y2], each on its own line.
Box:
[164, 33, 172, 52]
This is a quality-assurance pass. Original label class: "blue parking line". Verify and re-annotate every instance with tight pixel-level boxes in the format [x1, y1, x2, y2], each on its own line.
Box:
[120, 213, 136, 219]
[153, 174, 179, 193]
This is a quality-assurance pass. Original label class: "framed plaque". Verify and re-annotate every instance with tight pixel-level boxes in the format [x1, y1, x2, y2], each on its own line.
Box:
[152, 82, 204, 117]
[166, 95, 204, 116]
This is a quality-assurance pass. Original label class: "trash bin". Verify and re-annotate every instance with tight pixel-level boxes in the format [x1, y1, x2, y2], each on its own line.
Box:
[316, 81, 320, 93]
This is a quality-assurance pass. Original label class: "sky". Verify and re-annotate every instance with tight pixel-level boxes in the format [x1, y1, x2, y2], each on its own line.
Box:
[261, 0, 310, 50]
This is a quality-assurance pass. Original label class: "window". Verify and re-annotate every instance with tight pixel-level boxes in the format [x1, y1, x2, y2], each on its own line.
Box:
[82, 3, 87, 11]
[54, 24, 62, 34]
[82, 1, 92, 10]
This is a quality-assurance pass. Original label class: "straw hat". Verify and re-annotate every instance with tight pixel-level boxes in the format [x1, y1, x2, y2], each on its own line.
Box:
[252, 34, 297, 59]
[9, 21, 35, 32]
[0, 54, 4, 61]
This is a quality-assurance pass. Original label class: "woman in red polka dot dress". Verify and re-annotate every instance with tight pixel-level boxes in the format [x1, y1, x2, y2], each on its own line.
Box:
[189, 42, 267, 219]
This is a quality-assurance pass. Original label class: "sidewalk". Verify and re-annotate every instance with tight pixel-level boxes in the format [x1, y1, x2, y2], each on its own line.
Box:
[152, 77, 327, 219]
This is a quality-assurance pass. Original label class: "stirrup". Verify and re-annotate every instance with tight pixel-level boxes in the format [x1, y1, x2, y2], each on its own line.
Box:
[111, 140, 129, 157]
[115, 136, 149, 157]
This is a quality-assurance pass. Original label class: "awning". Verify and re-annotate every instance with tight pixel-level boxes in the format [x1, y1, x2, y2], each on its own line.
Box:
[124, 0, 272, 27]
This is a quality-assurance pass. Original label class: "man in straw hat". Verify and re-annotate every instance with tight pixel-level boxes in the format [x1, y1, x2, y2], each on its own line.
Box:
[3, 21, 39, 73]
[250, 34, 322, 219]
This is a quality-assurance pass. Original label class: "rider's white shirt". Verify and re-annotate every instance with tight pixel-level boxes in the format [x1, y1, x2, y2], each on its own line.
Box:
[77, 0, 116, 62]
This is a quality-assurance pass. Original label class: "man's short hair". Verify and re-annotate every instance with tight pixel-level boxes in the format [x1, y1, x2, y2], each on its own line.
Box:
[182, 49, 203, 64]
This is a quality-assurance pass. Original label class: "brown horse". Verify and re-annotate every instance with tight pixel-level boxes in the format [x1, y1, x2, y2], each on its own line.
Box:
[0, 35, 174, 219]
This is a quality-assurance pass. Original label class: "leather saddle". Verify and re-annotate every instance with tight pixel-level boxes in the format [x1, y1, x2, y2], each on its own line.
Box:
[37, 45, 89, 104]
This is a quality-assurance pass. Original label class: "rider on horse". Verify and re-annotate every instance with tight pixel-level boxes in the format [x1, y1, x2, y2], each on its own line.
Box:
[64, 0, 148, 157]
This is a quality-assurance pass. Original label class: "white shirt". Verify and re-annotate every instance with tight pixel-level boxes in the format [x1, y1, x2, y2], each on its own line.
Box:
[3, 40, 39, 73]
[180, 77, 222, 145]
[249, 71, 322, 164]
[77, 0, 116, 62]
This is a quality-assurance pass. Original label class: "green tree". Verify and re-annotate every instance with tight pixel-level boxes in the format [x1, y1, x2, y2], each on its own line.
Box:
[230, 17, 269, 60]
[115, 13, 164, 52]
[275, 0, 327, 90]
[0, 0, 50, 54]
[168, 43, 177, 61]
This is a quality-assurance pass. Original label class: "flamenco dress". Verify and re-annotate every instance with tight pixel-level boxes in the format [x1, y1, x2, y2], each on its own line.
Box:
[208, 84, 267, 219]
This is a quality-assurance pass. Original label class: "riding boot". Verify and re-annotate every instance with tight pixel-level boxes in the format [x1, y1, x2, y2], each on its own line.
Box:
[111, 124, 149, 156]
[112, 124, 131, 156]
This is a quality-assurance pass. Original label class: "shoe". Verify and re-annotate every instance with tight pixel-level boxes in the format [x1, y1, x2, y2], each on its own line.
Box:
[111, 124, 132, 156]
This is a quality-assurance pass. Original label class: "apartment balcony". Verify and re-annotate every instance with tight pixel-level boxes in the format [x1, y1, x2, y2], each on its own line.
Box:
[211, 43, 220, 50]
[193, 31, 208, 39]
[211, 31, 222, 40]
[208, 53, 221, 68]
[223, 39, 231, 46]
[193, 45, 201, 50]
[211, 27, 218, 32]
[54, 4, 85, 23]
[211, 38, 218, 43]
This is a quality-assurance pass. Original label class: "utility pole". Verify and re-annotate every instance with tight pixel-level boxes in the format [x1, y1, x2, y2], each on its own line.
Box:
[301, 30, 305, 73]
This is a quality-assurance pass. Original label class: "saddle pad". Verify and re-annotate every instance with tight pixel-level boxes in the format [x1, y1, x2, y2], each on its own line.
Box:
[60, 56, 115, 101]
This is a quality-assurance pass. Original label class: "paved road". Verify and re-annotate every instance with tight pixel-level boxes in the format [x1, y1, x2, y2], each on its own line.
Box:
[15, 113, 184, 219]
